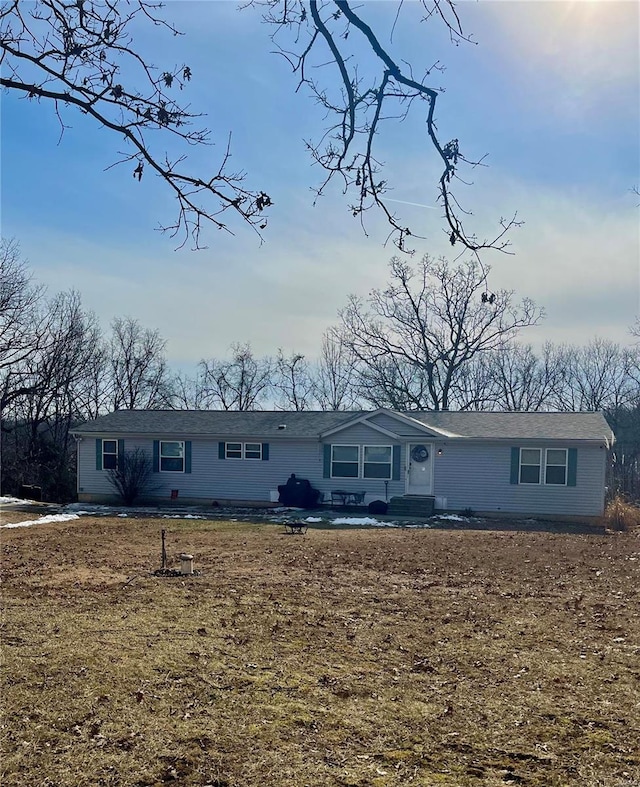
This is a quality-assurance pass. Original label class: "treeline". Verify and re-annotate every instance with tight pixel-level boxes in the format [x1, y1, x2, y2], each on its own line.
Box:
[1, 240, 638, 502]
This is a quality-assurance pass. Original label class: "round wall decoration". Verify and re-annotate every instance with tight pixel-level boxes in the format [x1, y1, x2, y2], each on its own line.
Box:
[411, 445, 429, 463]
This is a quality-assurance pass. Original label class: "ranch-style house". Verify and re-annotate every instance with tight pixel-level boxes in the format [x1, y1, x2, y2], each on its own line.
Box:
[72, 408, 614, 521]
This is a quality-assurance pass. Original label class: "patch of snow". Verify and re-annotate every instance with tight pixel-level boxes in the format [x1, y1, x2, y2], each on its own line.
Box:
[1, 513, 81, 529]
[304, 517, 323, 522]
[161, 514, 205, 520]
[0, 496, 25, 505]
[332, 517, 383, 525]
[117, 513, 129, 518]
[65, 503, 114, 516]
[432, 514, 469, 522]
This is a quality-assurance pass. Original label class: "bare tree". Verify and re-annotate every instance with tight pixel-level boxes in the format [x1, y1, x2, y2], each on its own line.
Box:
[200, 343, 273, 410]
[2, 288, 104, 500]
[629, 319, 640, 391]
[73, 340, 110, 420]
[490, 343, 563, 412]
[446, 352, 500, 411]
[0, 1, 272, 248]
[0, 239, 48, 410]
[2, 1, 516, 251]
[273, 350, 314, 410]
[352, 356, 432, 411]
[109, 317, 171, 410]
[312, 331, 360, 410]
[257, 0, 519, 253]
[551, 339, 635, 413]
[338, 255, 543, 411]
[167, 370, 209, 410]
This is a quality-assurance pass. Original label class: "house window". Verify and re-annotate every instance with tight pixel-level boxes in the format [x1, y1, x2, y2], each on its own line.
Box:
[224, 442, 262, 460]
[160, 441, 185, 472]
[519, 448, 541, 484]
[244, 443, 262, 460]
[331, 445, 359, 478]
[363, 445, 392, 479]
[225, 442, 243, 459]
[545, 449, 568, 485]
[102, 440, 118, 470]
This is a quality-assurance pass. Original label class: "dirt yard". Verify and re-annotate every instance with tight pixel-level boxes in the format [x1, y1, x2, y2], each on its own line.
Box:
[1, 513, 639, 786]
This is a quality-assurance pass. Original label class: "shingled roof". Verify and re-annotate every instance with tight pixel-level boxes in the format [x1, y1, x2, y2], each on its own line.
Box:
[74, 409, 614, 444]
[408, 411, 613, 442]
[73, 409, 358, 438]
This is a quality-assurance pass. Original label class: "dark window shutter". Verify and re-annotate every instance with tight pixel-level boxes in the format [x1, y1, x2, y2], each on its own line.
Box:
[219, 442, 226, 460]
[153, 440, 159, 473]
[96, 439, 103, 471]
[323, 444, 331, 478]
[392, 445, 401, 481]
[567, 448, 577, 486]
[262, 443, 269, 461]
[510, 447, 520, 484]
[117, 439, 125, 472]
[185, 441, 192, 474]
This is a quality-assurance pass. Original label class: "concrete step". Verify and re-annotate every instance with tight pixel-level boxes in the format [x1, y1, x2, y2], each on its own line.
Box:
[388, 495, 435, 517]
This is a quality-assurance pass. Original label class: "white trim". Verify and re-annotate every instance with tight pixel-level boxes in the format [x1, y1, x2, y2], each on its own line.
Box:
[389, 411, 461, 438]
[320, 408, 457, 439]
[160, 440, 185, 473]
[329, 443, 394, 480]
[519, 447, 570, 487]
[225, 441, 263, 460]
[519, 447, 542, 485]
[244, 442, 263, 461]
[362, 445, 393, 480]
[330, 444, 360, 479]
[544, 447, 568, 486]
[102, 439, 118, 471]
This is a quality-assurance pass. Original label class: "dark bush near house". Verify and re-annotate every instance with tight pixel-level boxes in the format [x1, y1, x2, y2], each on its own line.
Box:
[368, 500, 388, 515]
[107, 448, 155, 506]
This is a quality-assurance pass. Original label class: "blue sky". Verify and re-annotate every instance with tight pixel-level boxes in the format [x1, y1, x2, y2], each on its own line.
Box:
[2, 0, 639, 369]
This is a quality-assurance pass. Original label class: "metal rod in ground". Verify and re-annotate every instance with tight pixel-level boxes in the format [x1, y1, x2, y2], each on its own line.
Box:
[161, 529, 167, 569]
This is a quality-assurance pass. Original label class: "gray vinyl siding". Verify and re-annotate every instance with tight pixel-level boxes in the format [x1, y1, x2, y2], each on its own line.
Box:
[368, 413, 429, 437]
[80, 436, 326, 503]
[79, 428, 406, 504]
[319, 423, 405, 500]
[78, 431, 607, 516]
[431, 441, 606, 517]
[327, 423, 399, 445]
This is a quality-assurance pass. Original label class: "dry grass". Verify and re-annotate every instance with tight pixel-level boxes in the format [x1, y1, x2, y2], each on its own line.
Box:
[1, 514, 640, 786]
[603, 494, 640, 532]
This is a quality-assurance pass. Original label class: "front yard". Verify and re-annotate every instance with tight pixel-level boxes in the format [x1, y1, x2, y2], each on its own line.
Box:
[1, 513, 639, 785]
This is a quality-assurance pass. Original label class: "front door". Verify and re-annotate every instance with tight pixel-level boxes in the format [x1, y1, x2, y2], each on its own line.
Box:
[406, 443, 433, 495]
